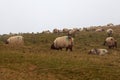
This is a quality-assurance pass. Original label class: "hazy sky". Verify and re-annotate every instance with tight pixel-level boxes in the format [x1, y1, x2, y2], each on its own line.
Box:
[0, 0, 120, 34]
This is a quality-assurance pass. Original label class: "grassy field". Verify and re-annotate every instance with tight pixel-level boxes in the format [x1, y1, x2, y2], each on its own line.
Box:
[0, 26, 120, 80]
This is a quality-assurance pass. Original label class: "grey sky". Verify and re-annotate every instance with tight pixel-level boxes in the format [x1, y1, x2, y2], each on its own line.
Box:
[0, 0, 120, 34]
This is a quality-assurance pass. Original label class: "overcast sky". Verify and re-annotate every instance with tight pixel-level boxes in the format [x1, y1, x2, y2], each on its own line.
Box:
[0, 0, 120, 34]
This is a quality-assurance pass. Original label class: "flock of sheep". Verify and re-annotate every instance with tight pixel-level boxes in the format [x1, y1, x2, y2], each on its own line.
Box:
[5, 24, 117, 56]
[50, 28, 116, 55]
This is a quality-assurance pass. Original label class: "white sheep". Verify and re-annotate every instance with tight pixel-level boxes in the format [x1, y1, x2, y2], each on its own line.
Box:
[51, 36, 74, 51]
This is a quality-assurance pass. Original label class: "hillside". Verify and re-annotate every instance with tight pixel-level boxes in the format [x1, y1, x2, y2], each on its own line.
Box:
[0, 26, 120, 80]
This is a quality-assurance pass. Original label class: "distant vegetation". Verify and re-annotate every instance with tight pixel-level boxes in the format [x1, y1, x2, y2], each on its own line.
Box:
[0, 24, 120, 80]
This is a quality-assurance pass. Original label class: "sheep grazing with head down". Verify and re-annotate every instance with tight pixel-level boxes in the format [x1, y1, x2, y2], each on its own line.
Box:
[106, 28, 113, 37]
[103, 37, 117, 49]
[6, 36, 24, 46]
[107, 23, 114, 27]
[42, 30, 51, 34]
[95, 28, 104, 32]
[89, 48, 108, 56]
[51, 36, 74, 51]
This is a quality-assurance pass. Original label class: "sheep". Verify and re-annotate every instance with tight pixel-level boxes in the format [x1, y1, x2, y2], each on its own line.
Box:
[83, 27, 89, 31]
[89, 48, 108, 55]
[51, 36, 74, 51]
[6, 36, 24, 46]
[62, 28, 69, 33]
[107, 23, 114, 27]
[95, 28, 104, 32]
[68, 29, 79, 37]
[103, 37, 117, 49]
[53, 28, 60, 34]
[106, 28, 113, 37]
[42, 30, 51, 34]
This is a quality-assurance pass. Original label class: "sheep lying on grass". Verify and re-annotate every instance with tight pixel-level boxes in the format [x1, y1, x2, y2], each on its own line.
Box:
[89, 48, 108, 55]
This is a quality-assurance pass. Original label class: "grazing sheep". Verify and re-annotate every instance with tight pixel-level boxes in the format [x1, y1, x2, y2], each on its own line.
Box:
[95, 28, 104, 32]
[89, 48, 108, 55]
[6, 36, 24, 46]
[107, 23, 114, 27]
[53, 28, 60, 34]
[106, 28, 113, 37]
[68, 29, 79, 37]
[63, 28, 69, 33]
[51, 36, 74, 51]
[103, 37, 117, 49]
[68, 30, 75, 37]
[42, 30, 51, 34]
[83, 27, 89, 31]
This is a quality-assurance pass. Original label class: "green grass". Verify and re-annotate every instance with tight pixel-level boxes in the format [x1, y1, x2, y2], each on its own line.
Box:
[0, 26, 120, 80]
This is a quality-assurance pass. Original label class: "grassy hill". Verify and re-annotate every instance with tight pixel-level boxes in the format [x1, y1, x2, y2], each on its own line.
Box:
[0, 26, 120, 80]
